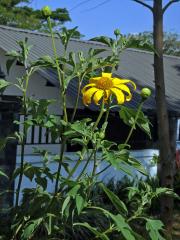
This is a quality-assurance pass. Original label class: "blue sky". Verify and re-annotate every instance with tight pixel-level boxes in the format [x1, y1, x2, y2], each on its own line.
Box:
[30, 0, 180, 39]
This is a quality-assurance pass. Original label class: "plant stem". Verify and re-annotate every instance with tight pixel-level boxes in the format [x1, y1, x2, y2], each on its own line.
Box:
[91, 148, 98, 178]
[15, 126, 25, 207]
[124, 101, 144, 145]
[54, 138, 66, 193]
[76, 149, 95, 180]
[70, 77, 81, 122]
[96, 101, 143, 177]
[15, 79, 28, 207]
[67, 102, 105, 180]
[47, 17, 68, 123]
[95, 163, 111, 177]
[47, 17, 69, 193]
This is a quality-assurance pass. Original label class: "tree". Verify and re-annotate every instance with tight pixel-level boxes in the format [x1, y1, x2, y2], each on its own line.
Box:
[132, 0, 180, 235]
[0, 0, 71, 31]
[126, 31, 180, 56]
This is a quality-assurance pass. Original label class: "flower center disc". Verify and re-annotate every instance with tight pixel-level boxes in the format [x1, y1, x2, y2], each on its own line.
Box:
[97, 77, 113, 90]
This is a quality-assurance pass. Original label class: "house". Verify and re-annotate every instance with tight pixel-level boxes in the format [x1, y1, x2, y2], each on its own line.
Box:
[0, 25, 179, 150]
[0, 25, 180, 206]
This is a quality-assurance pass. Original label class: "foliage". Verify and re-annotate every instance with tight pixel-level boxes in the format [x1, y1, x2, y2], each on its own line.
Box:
[0, 10, 176, 240]
[0, 0, 82, 37]
[125, 31, 180, 56]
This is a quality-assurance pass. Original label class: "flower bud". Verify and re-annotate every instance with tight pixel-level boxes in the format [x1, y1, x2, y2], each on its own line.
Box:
[42, 6, 52, 17]
[114, 29, 120, 36]
[141, 88, 151, 99]
[99, 132, 105, 140]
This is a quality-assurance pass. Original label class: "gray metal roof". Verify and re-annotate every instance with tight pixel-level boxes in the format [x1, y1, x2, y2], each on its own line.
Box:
[0, 25, 180, 115]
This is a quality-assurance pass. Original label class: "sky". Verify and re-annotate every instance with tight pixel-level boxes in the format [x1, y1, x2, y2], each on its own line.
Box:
[30, 0, 180, 39]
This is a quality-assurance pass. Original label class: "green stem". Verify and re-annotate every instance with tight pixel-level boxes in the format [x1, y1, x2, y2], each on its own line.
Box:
[76, 149, 95, 181]
[70, 77, 81, 122]
[95, 162, 111, 177]
[47, 17, 69, 193]
[124, 101, 144, 145]
[91, 149, 98, 178]
[15, 125, 25, 207]
[15, 71, 29, 207]
[96, 101, 143, 177]
[47, 17, 68, 123]
[78, 102, 110, 180]
[54, 138, 66, 193]
[67, 102, 105, 180]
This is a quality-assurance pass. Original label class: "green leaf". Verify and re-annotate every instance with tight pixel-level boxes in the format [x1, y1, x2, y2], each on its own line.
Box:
[68, 184, 80, 198]
[35, 177, 47, 190]
[145, 219, 165, 240]
[62, 196, 71, 217]
[128, 157, 148, 176]
[71, 138, 86, 147]
[0, 168, 8, 179]
[6, 50, 21, 58]
[126, 187, 139, 201]
[6, 59, 16, 75]
[119, 106, 152, 138]
[90, 36, 113, 47]
[75, 195, 86, 215]
[32, 55, 55, 68]
[110, 214, 135, 240]
[0, 79, 11, 92]
[100, 183, 128, 215]
[88, 48, 107, 57]
[21, 218, 43, 240]
[104, 150, 133, 176]
[74, 222, 110, 240]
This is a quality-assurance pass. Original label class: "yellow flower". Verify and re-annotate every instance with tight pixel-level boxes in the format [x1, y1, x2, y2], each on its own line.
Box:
[82, 72, 136, 106]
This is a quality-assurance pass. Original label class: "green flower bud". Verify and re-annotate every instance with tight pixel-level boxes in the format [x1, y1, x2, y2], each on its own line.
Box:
[42, 6, 52, 17]
[99, 132, 105, 139]
[114, 29, 120, 36]
[141, 88, 151, 99]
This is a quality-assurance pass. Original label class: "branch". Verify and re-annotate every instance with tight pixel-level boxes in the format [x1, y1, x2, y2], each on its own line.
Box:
[132, 0, 153, 12]
[163, 0, 180, 13]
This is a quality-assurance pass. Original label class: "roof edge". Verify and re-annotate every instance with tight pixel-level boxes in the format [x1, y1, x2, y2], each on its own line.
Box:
[0, 25, 180, 60]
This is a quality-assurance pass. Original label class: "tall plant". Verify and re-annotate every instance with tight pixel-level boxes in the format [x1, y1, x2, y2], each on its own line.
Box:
[0, 6, 177, 240]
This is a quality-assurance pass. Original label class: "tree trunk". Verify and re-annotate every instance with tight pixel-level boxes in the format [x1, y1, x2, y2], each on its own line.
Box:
[153, 0, 174, 235]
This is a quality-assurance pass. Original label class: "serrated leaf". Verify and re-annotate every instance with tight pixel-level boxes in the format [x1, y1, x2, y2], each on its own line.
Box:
[100, 183, 128, 215]
[145, 219, 165, 240]
[119, 106, 151, 138]
[0, 79, 11, 92]
[110, 214, 135, 240]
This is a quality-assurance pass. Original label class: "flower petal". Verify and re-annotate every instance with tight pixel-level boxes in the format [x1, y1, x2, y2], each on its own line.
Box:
[82, 87, 98, 106]
[104, 90, 111, 101]
[93, 90, 104, 105]
[102, 72, 112, 78]
[113, 78, 136, 89]
[111, 88, 125, 104]
[114, 85, 132, 101]
[81, 83, 96, 94]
